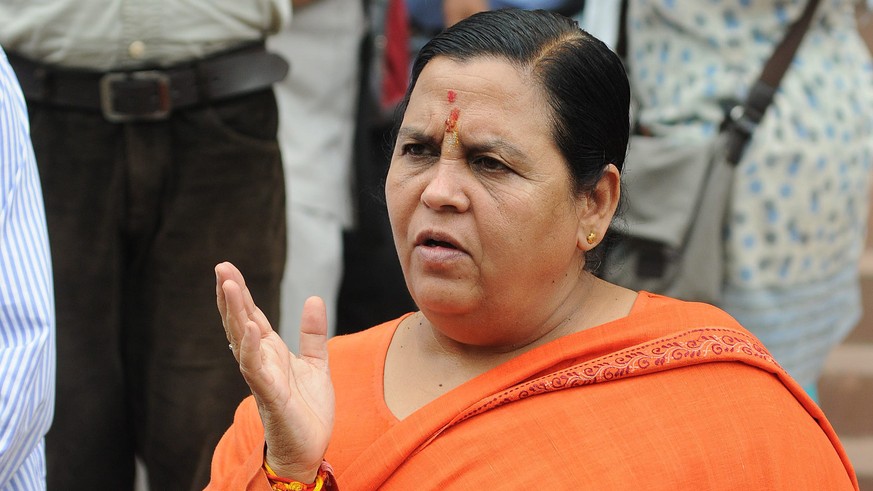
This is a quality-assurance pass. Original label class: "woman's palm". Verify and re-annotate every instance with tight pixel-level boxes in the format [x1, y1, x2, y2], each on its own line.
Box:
[217, 262, 334, 481]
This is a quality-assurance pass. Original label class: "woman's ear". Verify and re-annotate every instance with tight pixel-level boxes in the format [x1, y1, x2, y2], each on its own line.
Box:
[577, 163, 621, 251]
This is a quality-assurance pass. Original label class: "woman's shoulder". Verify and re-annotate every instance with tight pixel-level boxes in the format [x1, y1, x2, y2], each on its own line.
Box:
[631, 290, 747, 332]
[615, 291, 781, 370]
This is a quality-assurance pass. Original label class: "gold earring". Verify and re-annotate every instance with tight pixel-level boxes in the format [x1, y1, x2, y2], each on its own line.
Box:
[586, 231, 597, 245]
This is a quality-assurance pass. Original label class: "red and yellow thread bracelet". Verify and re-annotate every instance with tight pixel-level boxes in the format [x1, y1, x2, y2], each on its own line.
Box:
[263, 460, 334, 491]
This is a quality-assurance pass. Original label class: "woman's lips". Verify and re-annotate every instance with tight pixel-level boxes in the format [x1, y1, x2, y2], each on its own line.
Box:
[414, 230, 463, 250]
[422, 238, 456, 249]
[414, 231, 467, 264]
[416, 241, 466, 261]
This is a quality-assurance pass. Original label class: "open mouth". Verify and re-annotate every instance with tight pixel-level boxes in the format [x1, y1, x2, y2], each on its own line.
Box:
[415, 230, 464, 252]
[424, 239, 457, 249]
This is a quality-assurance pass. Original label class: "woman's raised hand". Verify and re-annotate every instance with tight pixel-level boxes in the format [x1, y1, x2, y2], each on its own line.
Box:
[215, 261, 334, 483]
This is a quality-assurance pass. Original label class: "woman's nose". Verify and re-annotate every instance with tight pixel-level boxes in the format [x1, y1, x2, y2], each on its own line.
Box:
[420, 160, 471, 212]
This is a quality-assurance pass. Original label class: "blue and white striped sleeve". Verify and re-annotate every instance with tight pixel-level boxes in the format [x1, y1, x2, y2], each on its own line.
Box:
[0, 47, 55, 490]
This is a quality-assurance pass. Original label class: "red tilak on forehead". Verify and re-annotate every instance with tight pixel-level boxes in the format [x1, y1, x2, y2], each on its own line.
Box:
[445, 107, 460, 146]
[445, 107, 460, 132]
[445, 90, 460, 145]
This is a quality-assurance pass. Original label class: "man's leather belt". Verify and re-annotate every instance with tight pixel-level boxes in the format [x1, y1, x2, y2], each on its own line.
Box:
[8, 43, 290, 122]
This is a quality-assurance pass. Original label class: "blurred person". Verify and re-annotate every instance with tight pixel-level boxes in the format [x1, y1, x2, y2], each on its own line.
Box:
[208, 10, 856, 490]
[407, 0, 585, 30]
[336, 0, 418, 334]
[407, 0, 586, 57]
[0, 2, 291, 489]
[0, 45, 55, 491]
[268, 0, 366, 348]
[623, 0, 873, 402]
[577, 0, 622, 50]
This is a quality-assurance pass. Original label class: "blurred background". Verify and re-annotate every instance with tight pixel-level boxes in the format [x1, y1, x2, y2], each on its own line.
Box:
[820, 186, 873, 490]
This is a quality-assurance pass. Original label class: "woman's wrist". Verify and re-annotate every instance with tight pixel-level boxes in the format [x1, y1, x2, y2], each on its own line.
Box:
[262, 442, 326, 483]
[263, 451, 322, 485]
[263, 459, 334, 491]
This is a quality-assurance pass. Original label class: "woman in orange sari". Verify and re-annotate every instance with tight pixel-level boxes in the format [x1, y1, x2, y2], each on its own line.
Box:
[207, 9, 857, 490]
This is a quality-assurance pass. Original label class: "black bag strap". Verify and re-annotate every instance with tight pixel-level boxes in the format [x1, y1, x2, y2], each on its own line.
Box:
[618, 0, 820, 164]
[723, 0, 820, 164]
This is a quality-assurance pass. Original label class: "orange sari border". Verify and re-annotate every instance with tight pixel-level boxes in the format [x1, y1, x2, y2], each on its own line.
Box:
[451, 327, 779, 425]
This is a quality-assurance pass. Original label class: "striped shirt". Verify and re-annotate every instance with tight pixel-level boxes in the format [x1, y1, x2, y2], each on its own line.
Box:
[0, 47, 55, 490]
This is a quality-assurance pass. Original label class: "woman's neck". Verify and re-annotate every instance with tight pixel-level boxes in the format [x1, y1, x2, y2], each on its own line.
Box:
[383, 277, 637, 420]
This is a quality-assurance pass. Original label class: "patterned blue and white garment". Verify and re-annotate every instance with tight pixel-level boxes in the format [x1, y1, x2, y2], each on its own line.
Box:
[626, 0, 873, 394]
[0, 46, 55, 490]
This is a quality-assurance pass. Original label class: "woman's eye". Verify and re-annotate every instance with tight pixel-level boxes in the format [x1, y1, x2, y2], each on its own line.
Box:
[471, 155, 508, 172]
[402, 143, 430, 156]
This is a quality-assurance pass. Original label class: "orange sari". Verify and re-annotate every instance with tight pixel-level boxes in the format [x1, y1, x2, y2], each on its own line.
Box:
[207, 293, 858, 490]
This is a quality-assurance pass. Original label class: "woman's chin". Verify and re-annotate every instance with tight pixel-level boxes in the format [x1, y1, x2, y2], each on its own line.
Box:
[410, 284, 478, 319]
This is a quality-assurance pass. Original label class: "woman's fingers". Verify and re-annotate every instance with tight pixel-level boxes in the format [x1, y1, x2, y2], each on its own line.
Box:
[239, 282, 273, 337]
[221, 280, 284, 402]
[217, 262, 255, 315]
[215, 264, 231, 327]
[221, 279, 248, 355]
[298, 296, 329, 368]
[238, 320, 267, 388]
[217, 261, 272, 336]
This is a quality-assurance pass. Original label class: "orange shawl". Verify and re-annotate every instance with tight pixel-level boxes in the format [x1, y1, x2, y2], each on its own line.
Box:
[207, 293, 858, 490]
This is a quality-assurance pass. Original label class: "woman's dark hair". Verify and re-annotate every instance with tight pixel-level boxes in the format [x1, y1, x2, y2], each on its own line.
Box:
[396, 8, 631, 197]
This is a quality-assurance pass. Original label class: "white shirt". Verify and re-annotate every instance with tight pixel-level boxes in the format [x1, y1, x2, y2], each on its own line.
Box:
[0, 0, 291, 70]
[0, 47, 55, 490]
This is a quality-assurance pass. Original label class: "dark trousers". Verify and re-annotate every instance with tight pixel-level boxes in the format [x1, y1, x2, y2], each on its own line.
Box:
[28, 89, 286, 491]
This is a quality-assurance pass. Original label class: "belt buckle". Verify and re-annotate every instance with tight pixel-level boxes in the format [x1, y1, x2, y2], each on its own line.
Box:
[99, 71, 172, 122]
